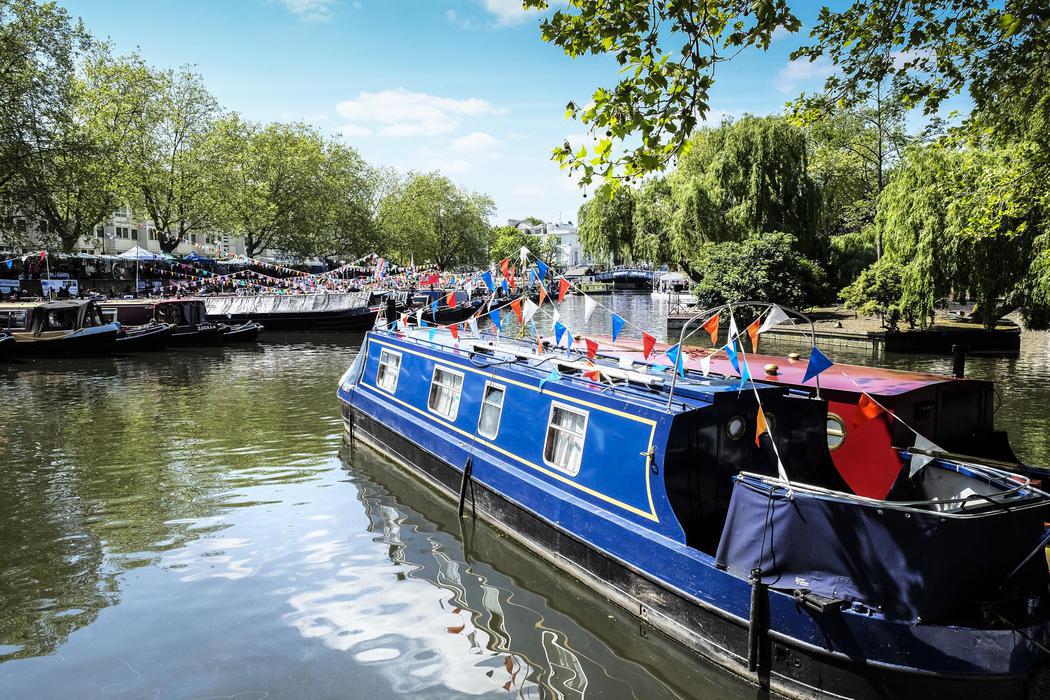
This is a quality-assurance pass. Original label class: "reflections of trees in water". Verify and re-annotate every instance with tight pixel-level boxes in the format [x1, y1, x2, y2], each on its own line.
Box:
[0, 344, 349, 661]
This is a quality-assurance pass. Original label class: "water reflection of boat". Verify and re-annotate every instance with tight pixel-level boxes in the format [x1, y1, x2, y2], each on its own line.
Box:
[0, 300, 120, 356]
[338, 326, 1050, 699]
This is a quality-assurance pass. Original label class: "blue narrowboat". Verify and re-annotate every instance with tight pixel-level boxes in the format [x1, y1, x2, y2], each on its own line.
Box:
[337, 327, 1050, 699]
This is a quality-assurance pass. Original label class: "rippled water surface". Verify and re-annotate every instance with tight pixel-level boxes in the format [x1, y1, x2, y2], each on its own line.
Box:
[1, 294, 1047, 699]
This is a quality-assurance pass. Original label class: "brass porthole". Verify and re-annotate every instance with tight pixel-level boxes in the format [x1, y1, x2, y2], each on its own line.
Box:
[726, 415, 747, 441]
[827, 412, 846, 450]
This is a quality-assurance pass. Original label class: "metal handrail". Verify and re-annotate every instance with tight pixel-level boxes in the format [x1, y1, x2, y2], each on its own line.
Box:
[666, 301, 820, 410]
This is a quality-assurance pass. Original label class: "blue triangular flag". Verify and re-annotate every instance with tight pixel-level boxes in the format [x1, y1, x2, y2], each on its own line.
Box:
[724, 343, 740, 374]
[4, 259, 11, 269]
[431, 300, 438, 314]
[501, 278, 509, 294]
[539, 367, 561, 389]
[489, 309, 502, 332]
[428, 329, 436, 341]
[481, 270, 494, 291]
[802, 345, 834, 383]
[737, 361, 752, 390]
[536, 260, 549, 279]
[529, 319, 537, 338]
[420, 319, 429, 328]
[554, 321, 567, 345]
[665, 343, 686, 377]
[529, 268, 536, 286]
[566, 333, 573, 351]
[611, 313, 625, 341]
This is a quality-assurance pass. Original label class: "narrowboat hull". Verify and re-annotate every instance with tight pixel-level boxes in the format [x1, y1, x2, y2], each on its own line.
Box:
[6, 325, 119, 357]
[339, 402, 1047, 700]
[219, 321, 264, 343]
[115, 323, 174, 352]
[212, 306, 378, 332]
[169, 323, 225, 347]
[0, 333, 13, 357]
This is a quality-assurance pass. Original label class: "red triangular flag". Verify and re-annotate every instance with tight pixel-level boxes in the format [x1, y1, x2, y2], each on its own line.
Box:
[500, 257, 510, 279]
[558, 278, 569, 303]
[853, 393, 885, 428]
[642, 332, 656, 359]
[755, 405, 768, 446]
[746, 318, 761, 352]
[585, 338, 598, 360]
[509, 265, 516, 289]
[702, 313, 720, 345]
[446, 291, 456, 306]
[39, 251, 47, 259]
[584, 369, 601, 382]
[538, 285, 547, 305]
[510, 298, 523, 323]
[449, 324, 459, 340]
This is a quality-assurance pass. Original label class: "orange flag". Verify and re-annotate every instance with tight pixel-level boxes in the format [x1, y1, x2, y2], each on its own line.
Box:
[746, 318, 761, 352]
[558, 278, 570, 302]
[642, 332, 657, 359]
[538, 284, 547, 305]
[755, 405, 768, 446]
[510, 297, 523, 323]
[585, 337, 598, 360]
[500, 257, 510, 279]
[584, 369, 601, 382]
[446, 291, 456, 306]
[509, 265, 516, 288]
[449, 324, 459, 340]
[853, 393, 885, 427]
[702, 313, 720, 345]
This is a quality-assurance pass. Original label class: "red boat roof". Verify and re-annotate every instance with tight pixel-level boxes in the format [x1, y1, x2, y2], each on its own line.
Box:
[592, 336, 986, 397]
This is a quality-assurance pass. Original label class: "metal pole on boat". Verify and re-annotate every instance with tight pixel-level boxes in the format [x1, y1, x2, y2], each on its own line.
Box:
[748, 567, 765, 672]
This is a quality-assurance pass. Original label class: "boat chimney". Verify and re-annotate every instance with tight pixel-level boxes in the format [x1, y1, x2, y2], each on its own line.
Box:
[952, 344, 968, 378]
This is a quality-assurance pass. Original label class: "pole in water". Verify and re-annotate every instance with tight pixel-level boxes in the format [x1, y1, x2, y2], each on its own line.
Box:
[457, 456, 474, 518]
[952, 344, 968, 378]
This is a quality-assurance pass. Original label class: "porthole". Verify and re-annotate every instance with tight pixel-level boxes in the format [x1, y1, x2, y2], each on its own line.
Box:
[827, 413, 846, 450]
[726, 415, 747, 441]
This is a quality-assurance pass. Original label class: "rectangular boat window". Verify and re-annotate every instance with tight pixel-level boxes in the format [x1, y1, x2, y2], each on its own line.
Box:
[376, 349, 401, 393]
[543, 403, 588, 475]
[477, 382, 505, 439]
[0, 310, 28, 330]
[428, 365, 464, 420]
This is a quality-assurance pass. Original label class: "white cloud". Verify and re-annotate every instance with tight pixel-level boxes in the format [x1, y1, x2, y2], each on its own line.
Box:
[478, 0, 530, 25]
[335, 123, 372, 137]
[274, 0, 340, 22]
[449, 131, 502, 154]
[335, 89, 504, 137]
[776, 55, 836, 93]
[436, 159, 473, 174]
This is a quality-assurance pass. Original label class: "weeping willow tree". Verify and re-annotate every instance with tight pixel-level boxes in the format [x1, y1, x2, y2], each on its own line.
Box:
[670, 116, 822, 261]
[877, 144, 1045, 329]
[576, 184, 636, 264]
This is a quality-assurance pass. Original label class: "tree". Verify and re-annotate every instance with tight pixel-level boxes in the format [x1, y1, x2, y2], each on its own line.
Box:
[632, 177, 673, 264]
[377, 172, 493, 269]
[209, 115, 331, 258]
[576, 185, 635, 263]
[126, 66, 223, 253]
[10, 49, 153, 251]
[690, 232, 826, 311]
[840, 256, 904, 329]
[489, 225, 542, 266]
[876, 144, 1042, 329]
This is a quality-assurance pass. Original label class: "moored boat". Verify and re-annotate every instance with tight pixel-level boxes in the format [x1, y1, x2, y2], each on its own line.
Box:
[101, 298, 226, 346]
[0, 300, 120, 357]
[0, 330, 15, 357]
[204, 292, 376, 331]
[338, 325, 1050, 699]
[219, 321, 264, 343]
[115, 322, 174, 352]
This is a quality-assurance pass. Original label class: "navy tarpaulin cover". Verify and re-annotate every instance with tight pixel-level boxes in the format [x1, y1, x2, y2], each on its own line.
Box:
[715, 476, 1049, 622]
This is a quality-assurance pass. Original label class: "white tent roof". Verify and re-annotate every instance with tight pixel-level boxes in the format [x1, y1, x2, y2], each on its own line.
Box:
[659, 272, 690, 283]
[118, 246, 172, 260]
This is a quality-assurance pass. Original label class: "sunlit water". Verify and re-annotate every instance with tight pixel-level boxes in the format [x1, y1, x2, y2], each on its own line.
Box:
[0, 294, 1047, 699]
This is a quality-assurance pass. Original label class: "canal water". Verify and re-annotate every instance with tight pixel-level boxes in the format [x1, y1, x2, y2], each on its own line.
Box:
[1, 294, 1047, 699]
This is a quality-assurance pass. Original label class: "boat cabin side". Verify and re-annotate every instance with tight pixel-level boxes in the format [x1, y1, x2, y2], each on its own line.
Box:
[0, 301, 110, 334]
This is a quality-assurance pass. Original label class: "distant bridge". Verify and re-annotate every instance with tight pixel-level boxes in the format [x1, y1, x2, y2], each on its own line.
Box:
[595, 267, 656, 289]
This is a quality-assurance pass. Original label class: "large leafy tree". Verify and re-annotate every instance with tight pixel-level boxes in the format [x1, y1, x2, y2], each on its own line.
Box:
[12, 49, 152, 251]
[577, 184, 635, 264]
[876, 144, 1043, 329]
[378, 172, 493, 269]
[321, 141, 384, 260]
[209, 115, 331, 258]
[126, 66, 223, 253]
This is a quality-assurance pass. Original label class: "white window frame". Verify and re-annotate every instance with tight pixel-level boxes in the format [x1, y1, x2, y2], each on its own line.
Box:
[477, 381, 506, 439]
[376, 348, 401, 393]
[427, 364, 464, 421]
[542, 402, 589, 476]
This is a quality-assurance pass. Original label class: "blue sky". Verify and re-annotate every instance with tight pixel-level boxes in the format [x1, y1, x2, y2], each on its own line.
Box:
[60, 1, 852, 224]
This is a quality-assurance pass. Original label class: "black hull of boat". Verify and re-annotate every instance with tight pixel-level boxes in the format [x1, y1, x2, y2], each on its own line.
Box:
[169, 325, 225, 347]
[115, 325, 173, 352]
[343, 405, 1037, 700]
[212, 308, 378, 332]
[426, 304, 482, 326]
[7, 329, 119, 357]
[0, 335, 14, 357]
[220, 322, 263, 343]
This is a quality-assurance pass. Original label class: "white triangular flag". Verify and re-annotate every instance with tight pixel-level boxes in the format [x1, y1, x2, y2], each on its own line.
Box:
[550, 307, 561, 331]
[583, 295, 597, 322]
[519, 246, 530, 266]
[728, 315, 739, 342]
[759, 304, 791, 333]
[699, 354, 711, 376]
[467, 317, 479, 336]
[909, 434, 942, 477]
[415, 308, 423, 326]
[522, 298, 539, 324]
